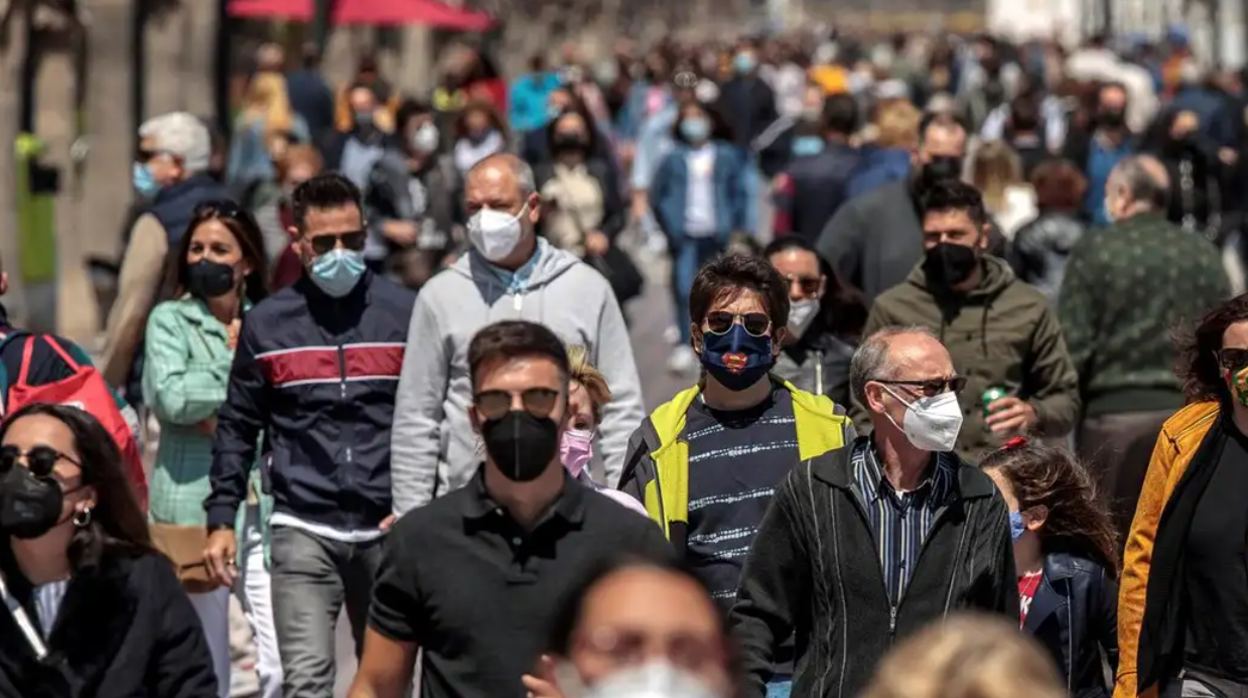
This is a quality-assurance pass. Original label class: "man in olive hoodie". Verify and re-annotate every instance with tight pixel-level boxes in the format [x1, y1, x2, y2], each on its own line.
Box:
[851, 180, 1079, 461]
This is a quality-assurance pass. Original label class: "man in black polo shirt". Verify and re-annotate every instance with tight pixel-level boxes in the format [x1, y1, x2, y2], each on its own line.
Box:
[350, 320, 670, 698]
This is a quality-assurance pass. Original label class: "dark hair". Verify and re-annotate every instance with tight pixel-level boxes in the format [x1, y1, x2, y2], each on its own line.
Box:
[1007, 95, 1042, 136]
[396, 99, 432, 130]
[545, 553, 724, 657]
[1030, 159, 1087, 211]
[980, 442, 1119, 572]
[1176, 294, 1248, 404]
[163, 201, 269, 306]
[822, 94, 859, 136]
[690, 253, 791, 330]
[291, 173, 363, 232]
[671, 101, 735, 145]
[762, 236, 867, 339]
[452, 98, 508, 142]
[468, 320, 571, 391]
[545, 107, 600, 158]
[0, 403, 154, 569]
[918, 179, 989, 229]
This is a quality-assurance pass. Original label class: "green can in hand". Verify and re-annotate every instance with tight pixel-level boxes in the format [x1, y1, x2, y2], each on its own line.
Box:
[982, 386, 1009, 418]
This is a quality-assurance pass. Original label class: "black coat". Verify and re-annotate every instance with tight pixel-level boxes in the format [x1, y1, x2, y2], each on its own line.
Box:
[1025, 551, 1119, 698]
[0, 551, 217, 698]
[728, 442, 1019, 698]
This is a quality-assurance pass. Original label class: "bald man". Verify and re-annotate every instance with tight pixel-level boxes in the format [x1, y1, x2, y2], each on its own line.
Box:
[730, 325, 1016, 698]
[1059, 154, 1230, 543]
[391, 153, 644, 514]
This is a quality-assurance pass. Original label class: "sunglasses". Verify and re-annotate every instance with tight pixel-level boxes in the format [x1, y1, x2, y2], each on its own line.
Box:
[1219, 348, 1248, 372]
[876, 376, 969, 398]
[193, 200, 244, 219]
[785, 275, 822, 296]
[705, 311, 772, 337]
[0, 445, 82, 479]
[474, 388, 560, 421]
[307, 230, 368, 256]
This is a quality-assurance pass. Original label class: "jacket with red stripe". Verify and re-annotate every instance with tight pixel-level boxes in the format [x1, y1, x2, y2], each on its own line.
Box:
[206, 272, 415, 531]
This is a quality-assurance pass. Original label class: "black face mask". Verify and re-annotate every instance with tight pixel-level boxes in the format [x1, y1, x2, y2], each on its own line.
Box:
[919, 156, 964, 188]
[1097, 109, 1127, 129]
[480, 411, 560, 483]
[923, 242, 980, 290]
[186, 259, 237, 299]
[0, 467, 66, 540]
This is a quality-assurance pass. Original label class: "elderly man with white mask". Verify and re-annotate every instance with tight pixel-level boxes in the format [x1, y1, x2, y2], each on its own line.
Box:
[390, 152, 644, 515]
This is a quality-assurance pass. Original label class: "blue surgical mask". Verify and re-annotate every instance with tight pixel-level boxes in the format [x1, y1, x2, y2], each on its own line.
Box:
[310, 248, 366, 298]
[734, 52, 758, 74]
[680, 117, 711, 143]
[1009, 511, 1027, 542]
[132, 162, 160, 196]
[792, 135, 826, 157]
[699, 323, 775, 391]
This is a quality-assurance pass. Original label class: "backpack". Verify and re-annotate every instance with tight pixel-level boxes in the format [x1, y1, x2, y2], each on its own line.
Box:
[0, 332, 149, 512]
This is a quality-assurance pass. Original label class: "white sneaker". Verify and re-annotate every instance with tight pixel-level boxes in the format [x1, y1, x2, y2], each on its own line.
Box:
[667, 346, 698, 374]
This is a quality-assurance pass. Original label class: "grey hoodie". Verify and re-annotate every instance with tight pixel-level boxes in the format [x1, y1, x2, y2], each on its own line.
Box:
[390, 238, 645, 515]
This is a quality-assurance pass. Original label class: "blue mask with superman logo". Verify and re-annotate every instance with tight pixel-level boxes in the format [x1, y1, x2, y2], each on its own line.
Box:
[699, 323, 775, 391]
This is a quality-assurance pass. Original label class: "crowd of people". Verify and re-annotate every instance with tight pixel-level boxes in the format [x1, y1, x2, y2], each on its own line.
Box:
[0, 22, 1247, 698]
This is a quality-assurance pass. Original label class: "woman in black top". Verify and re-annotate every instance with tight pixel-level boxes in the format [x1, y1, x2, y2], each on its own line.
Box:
[0, 403, 217, 698]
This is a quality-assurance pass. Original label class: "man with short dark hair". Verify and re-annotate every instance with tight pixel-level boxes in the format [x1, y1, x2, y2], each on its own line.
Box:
[730, 326, 1016, 698]
[203, 172, 416, 697]
[621, 252, 855, 697]
[349, 320, 669, 698]
[1059, 154, 1229, 542]
[1062, 82, 1138, 226]
[772, 94, 862, 243]
[853, 180, 1080, 460]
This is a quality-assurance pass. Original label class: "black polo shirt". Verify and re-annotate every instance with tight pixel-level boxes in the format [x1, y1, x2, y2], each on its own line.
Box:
[369, 467, 672, 698]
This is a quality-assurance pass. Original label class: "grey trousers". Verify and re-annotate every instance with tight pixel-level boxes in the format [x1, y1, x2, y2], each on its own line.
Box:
[1077, 409, 1174, 550]
[270, 526, 386, 698]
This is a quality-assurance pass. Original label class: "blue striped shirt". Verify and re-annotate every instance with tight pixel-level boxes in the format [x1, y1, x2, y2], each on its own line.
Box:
[851, 439, 956, 606]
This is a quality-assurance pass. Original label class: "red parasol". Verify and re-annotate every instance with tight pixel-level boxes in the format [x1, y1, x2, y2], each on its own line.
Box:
[228, 0, 494, 30]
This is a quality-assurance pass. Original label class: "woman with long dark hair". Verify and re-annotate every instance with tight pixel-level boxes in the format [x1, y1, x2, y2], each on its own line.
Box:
[1119, 294, 1248, 698]
[535, 108, 626, 260]
[980, 440, 1118, 696]
[143, 201, 277, 698]
[0, 403, 216, 696]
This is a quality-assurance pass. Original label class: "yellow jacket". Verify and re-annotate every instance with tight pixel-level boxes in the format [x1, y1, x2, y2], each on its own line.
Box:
[1116, 401, 1220, 698]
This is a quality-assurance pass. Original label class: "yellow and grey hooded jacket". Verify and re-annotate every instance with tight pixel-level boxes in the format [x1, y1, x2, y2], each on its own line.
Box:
[618, 376, 856, 557]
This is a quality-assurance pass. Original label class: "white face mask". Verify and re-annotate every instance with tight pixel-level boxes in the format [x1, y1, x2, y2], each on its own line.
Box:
[468, 203, 528, 262]
[882, 385, 964, 452]
[557, 660, 724, 698]
[412, 122, 439, 154]
[786, 298, 820, 339]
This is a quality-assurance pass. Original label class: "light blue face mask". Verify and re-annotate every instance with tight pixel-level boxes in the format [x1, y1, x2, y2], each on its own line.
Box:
[680, 117, 711, 143]
[734, 52, 758, 74]
[792, 135, 826, 157]
[310, 248, 366, 298]
[1009, 511, 1027, 542]
[132, 162, 160, 197]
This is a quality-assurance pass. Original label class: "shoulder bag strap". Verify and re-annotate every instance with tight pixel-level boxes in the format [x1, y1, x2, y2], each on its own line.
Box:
[0, 572, 48, 660]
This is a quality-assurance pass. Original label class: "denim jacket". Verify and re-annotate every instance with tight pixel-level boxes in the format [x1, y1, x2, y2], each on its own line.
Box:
[649, 141, 751, 242]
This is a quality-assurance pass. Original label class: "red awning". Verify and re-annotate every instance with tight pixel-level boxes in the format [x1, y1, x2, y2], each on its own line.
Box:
[228, 0, 493, 30]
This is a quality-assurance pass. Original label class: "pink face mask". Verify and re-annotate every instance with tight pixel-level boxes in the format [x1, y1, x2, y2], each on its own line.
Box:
[560, 429, 594, 478]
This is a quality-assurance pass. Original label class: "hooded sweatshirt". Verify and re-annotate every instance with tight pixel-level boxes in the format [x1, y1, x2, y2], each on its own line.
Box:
[852, 255, 1080, 461]
[390, 238, 645, 515]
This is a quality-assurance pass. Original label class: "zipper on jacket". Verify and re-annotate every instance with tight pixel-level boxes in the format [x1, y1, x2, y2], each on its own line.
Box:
[337, 340, 352, 467]
[888, 605, 898, 639]
[814, 350, 824, 396]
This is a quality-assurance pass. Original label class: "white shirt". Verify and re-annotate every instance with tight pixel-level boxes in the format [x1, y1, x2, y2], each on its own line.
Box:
[684, 144, 718, 237]
[33, 579, 69, 639]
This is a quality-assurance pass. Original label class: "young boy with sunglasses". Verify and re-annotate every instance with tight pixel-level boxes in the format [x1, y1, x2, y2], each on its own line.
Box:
[619, 253, 856, 698]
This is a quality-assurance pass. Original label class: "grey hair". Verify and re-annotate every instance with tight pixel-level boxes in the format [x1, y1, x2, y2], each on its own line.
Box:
[1110, 155, 1169, 212]
[850, 325, 939, 407]
[467, 153, 536, 198]
[138, 112, 211, 175]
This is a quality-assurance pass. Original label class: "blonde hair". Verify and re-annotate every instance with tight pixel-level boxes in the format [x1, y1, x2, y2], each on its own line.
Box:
[861, 614, 1065, 698]
[567, 345, 613, 425]
[971, 141, 1024, 215]
[875, 101, 921, 150]
[244, 71, 295, 139]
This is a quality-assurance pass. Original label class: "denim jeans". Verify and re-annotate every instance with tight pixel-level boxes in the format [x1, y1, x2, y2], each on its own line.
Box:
[671, 236, 726, 344]
[270, 526, 386, 697]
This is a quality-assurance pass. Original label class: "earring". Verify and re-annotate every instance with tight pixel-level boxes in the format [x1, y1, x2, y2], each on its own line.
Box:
[72, 507, 92, 528]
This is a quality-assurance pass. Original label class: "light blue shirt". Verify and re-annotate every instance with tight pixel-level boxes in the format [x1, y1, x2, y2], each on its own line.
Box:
[486, 238, 545, 294]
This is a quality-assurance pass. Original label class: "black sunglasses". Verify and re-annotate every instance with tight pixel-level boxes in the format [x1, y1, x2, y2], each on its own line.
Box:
[474, 388, 560, 421]
[193, 200, 244, 219]
[307, 230, 368, 256]
[705, 311, 772, 337]
[1219, 348, 1248, 372]
[784, 275, 822, 296]
[876, 376, 969, 398]
[0, 445, 82, 479]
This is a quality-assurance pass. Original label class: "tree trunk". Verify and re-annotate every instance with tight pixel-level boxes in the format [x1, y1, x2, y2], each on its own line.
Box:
[0, 4, 29, 325]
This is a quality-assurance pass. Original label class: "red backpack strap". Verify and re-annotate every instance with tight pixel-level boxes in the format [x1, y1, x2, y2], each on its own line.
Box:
[16, 337, 35, 388]
[39, 336, 80, 371]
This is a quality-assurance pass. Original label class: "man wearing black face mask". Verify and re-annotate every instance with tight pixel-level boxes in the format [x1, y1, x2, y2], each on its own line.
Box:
[1062, 82, 1138, 226]
[352, 321, 669, 698]
[852, 180, 1079, 461]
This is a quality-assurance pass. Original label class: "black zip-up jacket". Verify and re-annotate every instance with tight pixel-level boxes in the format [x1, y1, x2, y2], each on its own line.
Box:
[1026, 551, 1118, 698]
[206, 271, 415, 530]
[728, 445, 1017, 698]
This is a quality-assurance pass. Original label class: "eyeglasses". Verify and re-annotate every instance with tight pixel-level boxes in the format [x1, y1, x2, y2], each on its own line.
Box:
[875, 376, 968, 398]
[704, 311, 772, 337]
[307, 230, 368, 256]
[0, 445, 82, 478]
[785, 275, 822, 296]
[574, 628, 726, 675]
[473, 388, 560, 421]
[1219, 348, 1248, 372]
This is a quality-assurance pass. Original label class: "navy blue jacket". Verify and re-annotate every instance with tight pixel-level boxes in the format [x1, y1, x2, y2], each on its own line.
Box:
[1025, 551, 1119, 698]
[206, 271, 416, 530]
